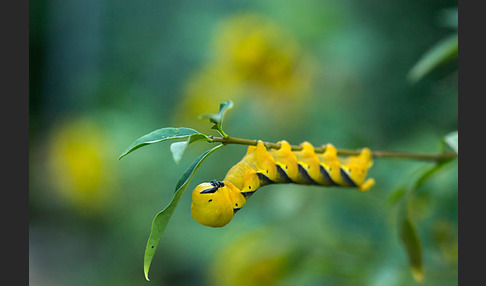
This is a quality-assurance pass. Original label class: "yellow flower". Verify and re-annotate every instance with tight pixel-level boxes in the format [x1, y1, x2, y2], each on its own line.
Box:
[209, 228, 292, 286]
[213, 13, 310, 96]
[171, 64, 242, 133]
[174, 13, 315, 128]
[46, 117, 116, 215]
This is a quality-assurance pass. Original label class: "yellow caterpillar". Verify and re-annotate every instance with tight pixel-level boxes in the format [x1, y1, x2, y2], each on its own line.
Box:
[191, 140, 375, 227]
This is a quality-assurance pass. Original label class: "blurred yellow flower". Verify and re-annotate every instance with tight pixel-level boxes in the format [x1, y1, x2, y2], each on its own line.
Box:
[47, 117, 116, 215]
[209, 228, 292, 286]
[213, 13, 312, 97]
[174, 13, 315, 129]
[172, 64, 242, 133]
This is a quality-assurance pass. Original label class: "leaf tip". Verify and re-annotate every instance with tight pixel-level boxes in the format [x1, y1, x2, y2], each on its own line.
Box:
[144, 270, 150, 281]
[411, 267, 424, 283]
[118, 146, 135, 160]
[144, 257, 152, 281]
[224, 99, 234, 109]
[443, 131, 458, 154]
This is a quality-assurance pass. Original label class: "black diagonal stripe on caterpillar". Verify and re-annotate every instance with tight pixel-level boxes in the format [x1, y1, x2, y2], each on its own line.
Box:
[191, 140, 375, 227]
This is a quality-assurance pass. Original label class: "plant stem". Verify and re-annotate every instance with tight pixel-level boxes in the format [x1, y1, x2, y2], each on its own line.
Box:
[208, 136, 457, 162]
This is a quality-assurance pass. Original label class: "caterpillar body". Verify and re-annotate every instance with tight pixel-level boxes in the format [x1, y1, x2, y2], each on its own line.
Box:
[191, 140, 375, 227]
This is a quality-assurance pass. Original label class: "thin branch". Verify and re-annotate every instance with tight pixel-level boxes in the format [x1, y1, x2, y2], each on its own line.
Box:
[208, 136, 457, 162]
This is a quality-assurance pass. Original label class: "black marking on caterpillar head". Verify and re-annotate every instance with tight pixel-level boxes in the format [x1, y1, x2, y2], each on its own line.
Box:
[340, 168, 357, 187]
[297, 164, 318, 185]
[241, 191, 255, 198]
[233, 207, 241, 213]
[319, 165, 338, 186]
[211, 180, 225, 188]
[275, 164, 293, 183]
[200, 180, 225, 194]
[257, 172, 275, 186]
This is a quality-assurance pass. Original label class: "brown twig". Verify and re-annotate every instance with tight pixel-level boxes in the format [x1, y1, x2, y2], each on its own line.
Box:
[208, 136, 457, 162]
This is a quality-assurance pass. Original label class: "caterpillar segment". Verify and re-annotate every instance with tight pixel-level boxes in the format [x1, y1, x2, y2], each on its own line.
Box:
[316, 143, 346, 186]
[268, 140, 301, 183]
[338, 147, 375, 191]
[191, 140, 374, 227]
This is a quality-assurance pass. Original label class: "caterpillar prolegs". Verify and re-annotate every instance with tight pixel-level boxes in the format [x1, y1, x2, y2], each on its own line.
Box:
[191, 140, 375, 227]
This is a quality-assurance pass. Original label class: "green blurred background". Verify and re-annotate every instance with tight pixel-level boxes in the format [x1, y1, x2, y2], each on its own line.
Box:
[29, 0, 457, 285]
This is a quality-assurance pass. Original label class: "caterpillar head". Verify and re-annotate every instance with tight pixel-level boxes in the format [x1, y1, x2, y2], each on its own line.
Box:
[191, 180, 246, 227]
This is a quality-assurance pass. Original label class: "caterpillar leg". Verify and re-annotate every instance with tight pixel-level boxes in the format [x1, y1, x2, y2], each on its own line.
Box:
[339, 147, 374, 188]
[358, 178, 375, 192]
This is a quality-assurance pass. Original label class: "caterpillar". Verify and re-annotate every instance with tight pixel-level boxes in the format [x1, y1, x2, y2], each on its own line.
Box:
[191, 140, 375, 227]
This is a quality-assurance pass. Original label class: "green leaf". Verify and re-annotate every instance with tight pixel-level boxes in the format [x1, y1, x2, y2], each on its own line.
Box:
[396, 172, 425, 283]
[199, 100, 234, 137]
[408, 33, 458, 83]
[443, 131, 458, 154]
[398, 211, 424, 283]
[388, 187, 407, 206]
[396, 162, 450, 283]
[170, 141, 188, 164]
[143, 144, 224, 281]
[118, 127, 210, 159]
[170, 134, 212, 164]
